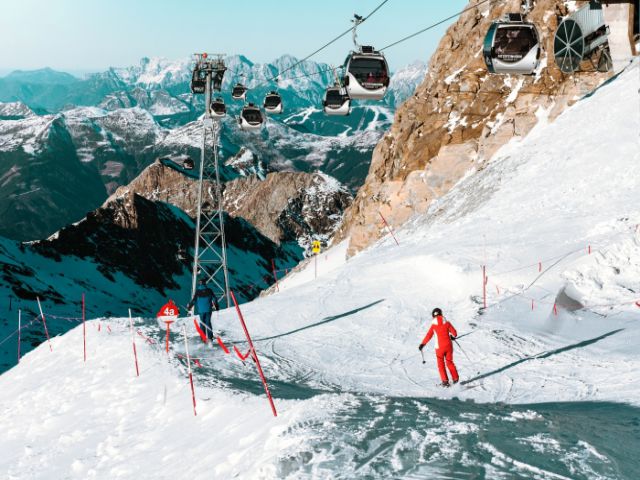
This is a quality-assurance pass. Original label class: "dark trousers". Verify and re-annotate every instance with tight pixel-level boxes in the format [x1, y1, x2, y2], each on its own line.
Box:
[199, 311, 213, 339]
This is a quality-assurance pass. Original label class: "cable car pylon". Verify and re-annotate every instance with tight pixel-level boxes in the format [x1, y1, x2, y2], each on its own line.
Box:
[190, 53, 231, 308]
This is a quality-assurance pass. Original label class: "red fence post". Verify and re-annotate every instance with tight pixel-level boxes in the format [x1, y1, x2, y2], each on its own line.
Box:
[182, 325, 197, 416]
[271, 259, 279, 292]
[378, 211, 400, 246]
[128, 309, 139, 377]
[36, 297, 52, 352]
[231, 291, 277, 417]
[164, 320, 174, 354]
[82, 293, 86, 363]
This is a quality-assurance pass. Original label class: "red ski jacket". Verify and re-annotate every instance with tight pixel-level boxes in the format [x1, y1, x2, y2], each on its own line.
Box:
[421, 315, 457, 352]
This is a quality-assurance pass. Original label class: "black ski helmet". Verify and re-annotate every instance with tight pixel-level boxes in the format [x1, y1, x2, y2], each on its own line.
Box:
[432, 307, 443, 317]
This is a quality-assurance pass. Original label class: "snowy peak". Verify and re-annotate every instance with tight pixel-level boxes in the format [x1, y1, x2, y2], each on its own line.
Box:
[386, 60, 428, 107]
[0, 101, 35, 119]
[111, 56, 192, 88]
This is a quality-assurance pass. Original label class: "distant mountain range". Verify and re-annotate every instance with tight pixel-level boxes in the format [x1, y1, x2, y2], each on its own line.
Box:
[0, 55, 426, 122]
[0, 55, 428, 241]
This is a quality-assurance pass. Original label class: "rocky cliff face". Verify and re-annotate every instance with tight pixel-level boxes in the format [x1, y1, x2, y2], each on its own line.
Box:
[338, 0, 612, 255]
[222, 171, 353, 249]
[109, 160, 352, 252]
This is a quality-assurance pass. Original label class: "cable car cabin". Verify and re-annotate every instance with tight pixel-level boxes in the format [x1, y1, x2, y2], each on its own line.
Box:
[343, 46, 389, 100]
[483, 14, 541, 75]
[231, 83, 247, 100]
[210, 97, 226, 119]
[238, 103, 264, 131]
[182, 157, 194, 170]
[322, 86, 351, 116]
[191, 68, 206, 94]
[263, 91, 283, 114]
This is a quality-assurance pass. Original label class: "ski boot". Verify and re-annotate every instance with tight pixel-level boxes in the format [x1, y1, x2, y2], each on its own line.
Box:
[441, 381, 451, 388]
[452, 379, 459, 385]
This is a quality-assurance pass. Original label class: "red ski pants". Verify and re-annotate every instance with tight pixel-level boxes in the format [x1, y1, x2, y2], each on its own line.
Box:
[435, 347, 459, 382]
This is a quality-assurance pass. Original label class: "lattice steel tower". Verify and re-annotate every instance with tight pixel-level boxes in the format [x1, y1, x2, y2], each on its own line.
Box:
[190, 53, 230, 307]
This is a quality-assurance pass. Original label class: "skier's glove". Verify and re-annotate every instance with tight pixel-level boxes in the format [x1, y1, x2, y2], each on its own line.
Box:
[450, 335, 456, 340]
[418, 344, 425, 351]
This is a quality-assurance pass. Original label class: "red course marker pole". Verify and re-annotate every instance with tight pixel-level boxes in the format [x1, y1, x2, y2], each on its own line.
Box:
[231, 291, 277, 417]
[271, 259, 279, 292]
[183, 325, 197, 416]
[128, 309, 140, 377]
[36, 297, 52, 352]
[82, 293, 86, 362]
[378, 211, 400, 246]
[17, 309, 21, 364]
[164, 320, 174, 354]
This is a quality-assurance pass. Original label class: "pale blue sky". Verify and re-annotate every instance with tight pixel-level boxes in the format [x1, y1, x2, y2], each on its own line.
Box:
[0, 0, 469, 75]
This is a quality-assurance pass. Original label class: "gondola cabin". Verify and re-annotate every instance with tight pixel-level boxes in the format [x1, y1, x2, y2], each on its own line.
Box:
[483, 14, 541, 75]
[263, 91, 283, 114]
[343, 46, 389, 100]
[190, 68, 206, 94]
[231, 83, 247, 100]
[322, 86, 351, 116]
[238, 103, 264, 131]
[210, 97, 226, 119]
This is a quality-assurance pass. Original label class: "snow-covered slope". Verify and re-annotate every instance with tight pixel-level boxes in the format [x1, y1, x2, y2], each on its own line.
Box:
[236, 61, 640, 404]
[1, 62, 638, 479]
[211, 60, 639, 405]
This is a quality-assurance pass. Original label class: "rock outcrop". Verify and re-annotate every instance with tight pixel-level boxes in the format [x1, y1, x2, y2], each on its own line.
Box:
[222, 171, 353, 248]
[110, 160, 353, 251]
[338, 0, 613, 256]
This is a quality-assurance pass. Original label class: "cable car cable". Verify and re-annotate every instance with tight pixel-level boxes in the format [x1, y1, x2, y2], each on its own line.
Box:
[379, 0, 498, 51]
[256, 0, 392, 88]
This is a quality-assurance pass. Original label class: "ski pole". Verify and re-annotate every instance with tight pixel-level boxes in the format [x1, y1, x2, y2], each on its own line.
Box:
[420, 348, 426, 364]
[453, 337, 472, 363]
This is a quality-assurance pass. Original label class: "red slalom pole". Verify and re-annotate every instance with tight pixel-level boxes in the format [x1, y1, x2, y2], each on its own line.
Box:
[271, 259, 279, 292]
[183, 325, 197, 416]
[378, 211, 399, 246]
[36, 297, 52, 352]
[82, 293, 86, 362]
[164, 320, 174, 354]
[17, 310, 21, 364]
[231, 291, 277, 417]
[128, 309, 140, 377]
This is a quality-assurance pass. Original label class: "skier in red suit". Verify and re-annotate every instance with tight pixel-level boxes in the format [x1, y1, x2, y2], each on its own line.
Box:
[419, 307, 459, 387]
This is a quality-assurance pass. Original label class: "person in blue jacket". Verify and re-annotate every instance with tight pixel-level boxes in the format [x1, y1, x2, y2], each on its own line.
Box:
[188, 279, 220, 340]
